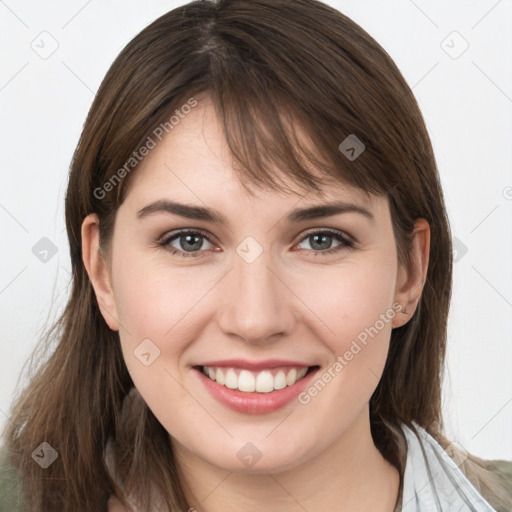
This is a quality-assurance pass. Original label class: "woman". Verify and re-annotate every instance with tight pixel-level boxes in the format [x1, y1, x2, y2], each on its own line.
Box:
[1, 1, 511, 511]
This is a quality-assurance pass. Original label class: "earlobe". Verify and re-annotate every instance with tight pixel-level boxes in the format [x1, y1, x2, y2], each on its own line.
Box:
[81, 214, 120, 331]
[392, 218, 430, 328]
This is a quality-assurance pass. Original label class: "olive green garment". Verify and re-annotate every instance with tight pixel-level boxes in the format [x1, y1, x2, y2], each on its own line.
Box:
[0, 448, 25, 512]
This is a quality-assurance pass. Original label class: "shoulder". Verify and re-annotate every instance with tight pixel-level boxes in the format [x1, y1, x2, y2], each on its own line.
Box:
[476, 457, 512, 490]
[401, 423, 512, 511]
[0, 446, 24, 512]
[487, 459, 512, 483]
[460, 457, 512, 512]
[0, 446, 130, 512]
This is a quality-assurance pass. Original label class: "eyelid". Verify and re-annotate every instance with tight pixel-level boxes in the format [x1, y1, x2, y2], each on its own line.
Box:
[293, 228, 356, 255]
[157, 228, 217, 258]
[297, 227, 356, 245]
[157, 227, 357, 258]
[158, 228, 216, 245]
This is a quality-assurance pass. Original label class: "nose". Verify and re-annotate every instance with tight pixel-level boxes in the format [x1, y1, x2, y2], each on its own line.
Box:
[216, 251, 297, 345]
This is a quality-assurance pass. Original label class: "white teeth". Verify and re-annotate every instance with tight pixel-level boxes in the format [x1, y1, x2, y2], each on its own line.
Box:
[274, 370, 287, 390]
[255, 370, 274, 393]
[238, 370, 255, 392]
[224, 369, 238, 389]
[201, 365, 310, 393]
[297, 367, 308, 380]
[286, 368, 297, 386]
[215, 368, 225, 385]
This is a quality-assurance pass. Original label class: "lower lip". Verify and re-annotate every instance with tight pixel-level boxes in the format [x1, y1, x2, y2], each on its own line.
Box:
[195, 367, 319, 414]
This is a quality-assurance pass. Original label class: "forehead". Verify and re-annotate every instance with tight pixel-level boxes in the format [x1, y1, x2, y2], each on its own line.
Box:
[124, 98, 376, 210]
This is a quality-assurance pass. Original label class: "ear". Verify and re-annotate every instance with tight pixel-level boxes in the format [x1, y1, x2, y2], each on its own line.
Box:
[81, 213, 120, 331]
[392, 218, 430, 328]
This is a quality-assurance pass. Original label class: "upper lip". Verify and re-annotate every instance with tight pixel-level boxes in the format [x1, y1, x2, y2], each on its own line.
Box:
[196, 359, 313, 371]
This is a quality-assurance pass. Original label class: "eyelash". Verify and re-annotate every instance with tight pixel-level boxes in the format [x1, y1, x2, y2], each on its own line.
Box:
[156, 229, 356, 259]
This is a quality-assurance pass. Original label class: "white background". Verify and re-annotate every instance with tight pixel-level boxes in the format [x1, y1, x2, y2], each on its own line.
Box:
[1, 0, 511, 460]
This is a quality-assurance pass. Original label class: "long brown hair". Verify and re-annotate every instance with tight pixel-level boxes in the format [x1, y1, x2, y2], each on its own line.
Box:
[4, 1, 508, 510]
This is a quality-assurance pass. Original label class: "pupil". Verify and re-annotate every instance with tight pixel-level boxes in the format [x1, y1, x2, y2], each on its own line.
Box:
[182, 234, 202, 251]
[312, 234, 331, 250]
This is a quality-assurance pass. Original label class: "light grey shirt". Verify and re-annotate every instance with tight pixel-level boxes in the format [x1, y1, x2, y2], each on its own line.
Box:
[400, 422, 497, 511]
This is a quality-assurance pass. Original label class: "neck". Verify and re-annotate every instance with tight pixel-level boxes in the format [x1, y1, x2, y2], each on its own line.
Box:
[174, 408, 400, 512]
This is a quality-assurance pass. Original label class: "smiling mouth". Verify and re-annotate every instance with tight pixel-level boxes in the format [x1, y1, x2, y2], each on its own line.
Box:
[197, 365, 315, 393]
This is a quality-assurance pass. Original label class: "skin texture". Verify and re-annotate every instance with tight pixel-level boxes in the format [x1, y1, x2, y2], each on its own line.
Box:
[82, 98, 430, 512]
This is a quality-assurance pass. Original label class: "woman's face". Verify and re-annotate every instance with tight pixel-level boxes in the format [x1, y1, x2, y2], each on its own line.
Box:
[87, 98, 425, 474]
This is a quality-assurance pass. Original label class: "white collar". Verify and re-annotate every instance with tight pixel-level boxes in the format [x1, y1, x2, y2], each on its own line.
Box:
[400, 422, 496, 511]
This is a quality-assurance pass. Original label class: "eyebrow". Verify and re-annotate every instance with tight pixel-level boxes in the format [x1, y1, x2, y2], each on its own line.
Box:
[136, 199, 374, 224]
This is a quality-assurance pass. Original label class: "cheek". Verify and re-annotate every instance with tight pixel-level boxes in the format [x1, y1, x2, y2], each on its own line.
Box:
[295, 256, 397, 353]
[288, 259, 398, 437]
[109, 245, 220, 402]
[290, 256, 399, 421]
[111, 244, 214, 342]
[110, 247, 213, 430]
